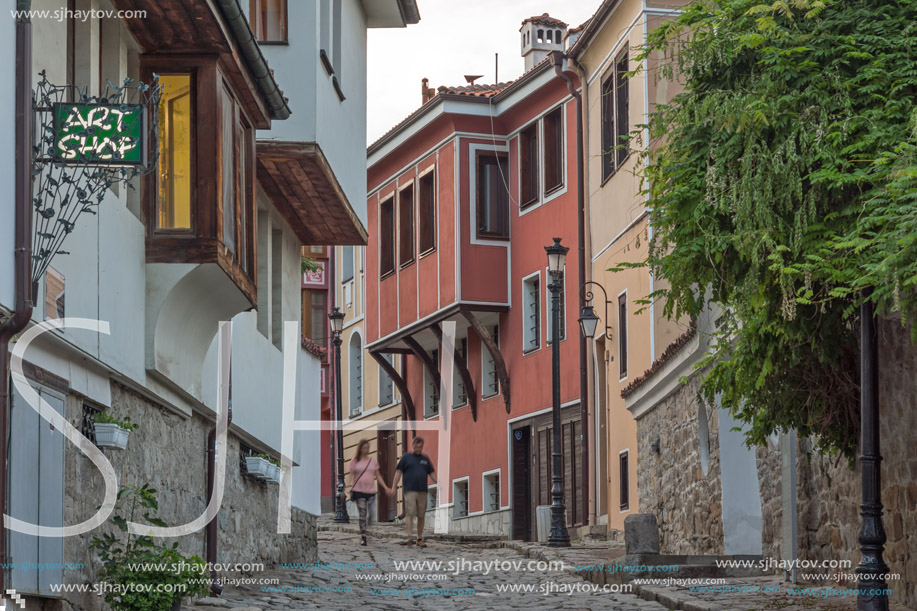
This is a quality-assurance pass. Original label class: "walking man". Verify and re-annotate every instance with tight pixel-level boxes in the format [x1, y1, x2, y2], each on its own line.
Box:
[391, 436, 436, 547]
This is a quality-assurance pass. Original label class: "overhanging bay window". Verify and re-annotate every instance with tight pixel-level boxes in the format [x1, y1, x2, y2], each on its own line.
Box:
[143, 57, 258, 304]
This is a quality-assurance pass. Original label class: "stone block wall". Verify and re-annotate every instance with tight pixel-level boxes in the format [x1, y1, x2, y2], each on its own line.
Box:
[634, 319, 917, 605]
[61, 381, 317, 610]
[635, 370, 725, 555]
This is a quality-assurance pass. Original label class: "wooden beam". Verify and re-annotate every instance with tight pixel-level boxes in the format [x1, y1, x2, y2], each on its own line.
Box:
[462, 309, 510, 414]
[430, 323, 477, 422]
[403, 336, 441, 411]
[370, 350, 416, 436]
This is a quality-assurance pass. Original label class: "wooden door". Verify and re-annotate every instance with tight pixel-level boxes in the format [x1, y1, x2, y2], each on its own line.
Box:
[511, 426, 533, 541]
[376, 429, 397, 521]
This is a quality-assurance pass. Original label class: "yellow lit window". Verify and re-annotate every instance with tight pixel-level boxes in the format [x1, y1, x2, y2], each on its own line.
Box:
[157, 75, 192, 229]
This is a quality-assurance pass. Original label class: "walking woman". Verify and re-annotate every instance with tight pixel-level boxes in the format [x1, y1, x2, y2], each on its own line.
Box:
[349, 439, 392, 545]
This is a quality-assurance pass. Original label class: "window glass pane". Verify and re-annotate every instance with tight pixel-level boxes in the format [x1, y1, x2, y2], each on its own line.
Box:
[477, 155, 509, 238]
[519, 125, 539, 206]
[251, 0, 287, 42]
[310, 291, 327, 344]
[601, 76, 614, 180]
[157, 75, 192, 229]
[380, 198, 395, 276]
[544, 108, 563, 193]
[615, 54, 629, 167]
[419, 172, 435, 253]
[399, 185, 414, 265]
[341, 246, 354, 282]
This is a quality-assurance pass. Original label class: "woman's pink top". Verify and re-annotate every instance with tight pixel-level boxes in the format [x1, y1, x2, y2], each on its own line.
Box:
[349, 457, 379, 494]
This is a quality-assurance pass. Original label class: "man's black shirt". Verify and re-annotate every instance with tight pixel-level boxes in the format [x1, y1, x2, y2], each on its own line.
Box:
[396, 452, 435, 492]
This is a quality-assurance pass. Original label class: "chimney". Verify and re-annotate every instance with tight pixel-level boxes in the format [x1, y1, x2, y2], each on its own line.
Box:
[421, 78, 435, 105]
[519, 13, 568, 72]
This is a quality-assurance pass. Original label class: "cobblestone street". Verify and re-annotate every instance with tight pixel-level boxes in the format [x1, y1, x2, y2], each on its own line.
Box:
[180, 518, 888, 611]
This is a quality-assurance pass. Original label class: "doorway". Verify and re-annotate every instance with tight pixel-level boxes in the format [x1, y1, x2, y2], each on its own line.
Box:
[511, 426, 532, 541]
[376, 428, 398, 521]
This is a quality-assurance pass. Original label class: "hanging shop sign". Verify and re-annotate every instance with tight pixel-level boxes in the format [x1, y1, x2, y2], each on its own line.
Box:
[52, 102, 147, 166]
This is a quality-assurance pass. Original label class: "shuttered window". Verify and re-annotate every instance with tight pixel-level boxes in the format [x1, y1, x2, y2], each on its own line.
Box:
[519, 124, 539, 207]
[380, 197, 395, 277]
[399, 184, 414, 266]
[419, 171, 436, 254]
[601, 52, 630, 180]
[476, 154, 509, 239]
[543, 107, 563, 193]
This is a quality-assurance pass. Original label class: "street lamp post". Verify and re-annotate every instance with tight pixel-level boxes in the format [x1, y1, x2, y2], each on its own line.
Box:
[545, 237, 571, 548]
[329, 307, 349, 523]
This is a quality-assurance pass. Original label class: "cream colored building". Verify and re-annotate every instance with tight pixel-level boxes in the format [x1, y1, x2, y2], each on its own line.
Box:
[335, 245, 407, 521]
[568, 0, 688, 532]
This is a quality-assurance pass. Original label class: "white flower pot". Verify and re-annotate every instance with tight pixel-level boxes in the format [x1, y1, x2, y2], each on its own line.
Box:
[245, 456, 271, 478]
[94, 423, 130, 450]
[267, 463, 281, 484]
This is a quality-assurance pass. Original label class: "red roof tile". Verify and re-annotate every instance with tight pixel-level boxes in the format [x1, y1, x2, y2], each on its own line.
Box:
[435, 82, 513, 98]
[521, 13, 568, 29]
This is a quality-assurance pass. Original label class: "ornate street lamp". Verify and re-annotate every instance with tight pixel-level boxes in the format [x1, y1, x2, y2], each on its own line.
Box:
[329, 307, 349, 523]
[578, 281, 613, 342]
[545, 237, 571, 548]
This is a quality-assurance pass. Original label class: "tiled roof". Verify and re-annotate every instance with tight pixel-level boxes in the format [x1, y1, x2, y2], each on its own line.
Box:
[522, 13, 568, 28]
[620, 320, 698, 399]
[436, 82, 513, 98]
[301, 336, 327, 360]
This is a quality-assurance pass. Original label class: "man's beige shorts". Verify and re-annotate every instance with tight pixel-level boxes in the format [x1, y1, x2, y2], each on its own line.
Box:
[404, 491, 427, 519]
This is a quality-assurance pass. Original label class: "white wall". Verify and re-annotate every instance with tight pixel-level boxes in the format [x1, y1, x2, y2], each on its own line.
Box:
[292, 348, 322, 515]
[257, 0, 369, 229]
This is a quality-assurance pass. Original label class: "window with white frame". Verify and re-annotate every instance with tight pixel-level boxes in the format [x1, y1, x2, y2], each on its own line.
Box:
[482, 325, 500, 398]
[452, 337, 467, 408]
[453, 479, 469, 518]
[546, 266, 566, 343]
[426, 484, 438, 511]
[483, 471, 500, 512]
[348, 333, 363, 416]
[424, 349, 439, 418]
[522, 273, 541, 352]
[341, 245, 354, 283]
[378, 353, 394, 406]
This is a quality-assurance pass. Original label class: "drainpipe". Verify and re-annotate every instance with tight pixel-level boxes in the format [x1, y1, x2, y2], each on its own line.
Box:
[0, 3, 34, 593]
[552, 52, 589, 526]
[206, 385, 231, 595]
[328, 249, 336, 511]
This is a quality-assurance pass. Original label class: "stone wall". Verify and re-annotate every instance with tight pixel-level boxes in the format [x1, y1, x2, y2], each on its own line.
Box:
[635, 369, 725, 555]
[60, 381, 317, 610]
[634, 319, 917, 605]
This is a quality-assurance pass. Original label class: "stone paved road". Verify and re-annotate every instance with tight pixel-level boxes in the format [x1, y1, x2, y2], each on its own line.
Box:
[186, 528, 667, 610]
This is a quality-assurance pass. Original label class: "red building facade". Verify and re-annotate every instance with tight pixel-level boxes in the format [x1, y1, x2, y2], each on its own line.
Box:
[365, 22, 585, 539]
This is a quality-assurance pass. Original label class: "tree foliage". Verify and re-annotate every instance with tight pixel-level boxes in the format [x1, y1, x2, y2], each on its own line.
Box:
[636, 0, 917, 460]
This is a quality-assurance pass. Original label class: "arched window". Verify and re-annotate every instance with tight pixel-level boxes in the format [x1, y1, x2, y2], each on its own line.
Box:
[556, 30, 562, 43]
[537, 29, 544, 43]
[546, 29, 553, 43]
[348, 332, 363, 416]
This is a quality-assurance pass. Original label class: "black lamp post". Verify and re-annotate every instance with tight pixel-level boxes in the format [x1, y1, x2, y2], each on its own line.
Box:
[545, 237, 571, 548]
[329, 307, 349, 523]
[578, 281, 614, 342]
[856, 293, 888, 611]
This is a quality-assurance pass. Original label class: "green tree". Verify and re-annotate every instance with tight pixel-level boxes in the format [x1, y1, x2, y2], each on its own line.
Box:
[635, 0, 917, 460]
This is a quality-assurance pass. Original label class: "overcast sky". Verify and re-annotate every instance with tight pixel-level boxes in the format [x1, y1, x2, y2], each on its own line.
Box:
[366, 0, 599, 145]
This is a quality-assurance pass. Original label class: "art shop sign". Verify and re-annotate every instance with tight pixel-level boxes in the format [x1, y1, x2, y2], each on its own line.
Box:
[52, 102, 147, 166]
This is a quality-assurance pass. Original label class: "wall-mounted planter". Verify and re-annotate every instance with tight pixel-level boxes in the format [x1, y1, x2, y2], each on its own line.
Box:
[245, 456, 271, 479]
[94, 423, 130, 450]
[266, 463, 281, 485]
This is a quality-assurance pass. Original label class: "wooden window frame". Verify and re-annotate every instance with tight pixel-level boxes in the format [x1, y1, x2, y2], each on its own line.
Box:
[522, 272, 541, 354]
[618, 292, 628, 379]
[619, 450, 630, 511]
[476, 152, 510, 240]
[601, 51, 630, 183]
[543, 107, 564, 195]
[519, 123, 539, 208]
[379, 196, 395, 278]
[418, 169, 436, 255]
[249, 0, 289, 44]
[398, 182, 415, 268]
[141, 56, 257, 304]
